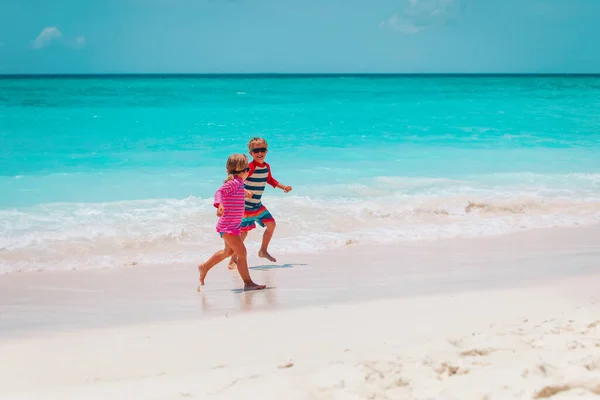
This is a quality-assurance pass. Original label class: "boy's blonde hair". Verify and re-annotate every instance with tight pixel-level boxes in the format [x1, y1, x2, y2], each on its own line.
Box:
[248, 137, 268, 151]
[224, 153, 249, 182]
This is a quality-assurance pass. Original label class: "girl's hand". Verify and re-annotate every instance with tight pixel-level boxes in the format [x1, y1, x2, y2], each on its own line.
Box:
[216, 204, 224, 217]
[245, 189, 253, 198]
[283, 185, 292, 193]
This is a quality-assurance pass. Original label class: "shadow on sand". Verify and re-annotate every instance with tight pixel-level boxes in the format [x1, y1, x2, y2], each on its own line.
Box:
[249, 263, 307, 271]
[230, 286, 277, 294]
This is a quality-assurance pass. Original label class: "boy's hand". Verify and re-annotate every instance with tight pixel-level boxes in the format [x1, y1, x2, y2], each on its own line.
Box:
[244, 189, 253, 198]
[216, 204, 224, 217]
[283, 185, 292, 193]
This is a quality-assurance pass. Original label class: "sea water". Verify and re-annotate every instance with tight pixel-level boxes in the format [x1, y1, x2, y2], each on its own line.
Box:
[1, 75, 599, 273]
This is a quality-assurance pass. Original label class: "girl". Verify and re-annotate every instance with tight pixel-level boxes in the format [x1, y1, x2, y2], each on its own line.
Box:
[198, 154, 266, 291]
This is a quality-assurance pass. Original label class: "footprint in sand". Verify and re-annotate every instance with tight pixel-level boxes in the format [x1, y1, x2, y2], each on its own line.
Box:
[434, 362, 470, 378]
[459, 348, 497, 357]
[534, 384, 600, 399]
[582, 356, 600, 371]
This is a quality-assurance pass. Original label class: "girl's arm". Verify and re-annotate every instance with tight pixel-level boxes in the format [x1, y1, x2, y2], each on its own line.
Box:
[214, 179, 241, 207]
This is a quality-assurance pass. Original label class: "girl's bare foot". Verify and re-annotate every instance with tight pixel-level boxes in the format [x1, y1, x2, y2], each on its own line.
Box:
[258, 250, 276, 262]
[228, 256, 238, 270]
[198, 263, 208, 286]
[244, 281, 266, 291]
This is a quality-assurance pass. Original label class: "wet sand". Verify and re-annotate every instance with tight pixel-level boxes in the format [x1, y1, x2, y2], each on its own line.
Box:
[0, 226, 599, 399]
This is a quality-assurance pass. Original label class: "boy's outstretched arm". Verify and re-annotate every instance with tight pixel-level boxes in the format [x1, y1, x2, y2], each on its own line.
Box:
[275, 182, 292, 193]
[266, 164, 292, 193]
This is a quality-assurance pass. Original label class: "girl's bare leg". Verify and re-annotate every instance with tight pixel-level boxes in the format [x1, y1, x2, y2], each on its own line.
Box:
[227, 231, 248, 270]
[198, 241, 234, 286]
[222, 234, 265, 291]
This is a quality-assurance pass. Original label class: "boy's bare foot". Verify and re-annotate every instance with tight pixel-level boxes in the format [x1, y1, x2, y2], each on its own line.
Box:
[228, 257, 238, 270]
[244, 281, 267, 291]
[198, 263, 208, 286]
[258, 250, 276, 263]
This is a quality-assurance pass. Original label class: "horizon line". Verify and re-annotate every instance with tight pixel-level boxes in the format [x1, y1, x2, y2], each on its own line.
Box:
[1, 72, 600, 78]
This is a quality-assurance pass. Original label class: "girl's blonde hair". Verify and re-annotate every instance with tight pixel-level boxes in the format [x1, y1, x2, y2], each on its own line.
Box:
[224, 153, 249, 182]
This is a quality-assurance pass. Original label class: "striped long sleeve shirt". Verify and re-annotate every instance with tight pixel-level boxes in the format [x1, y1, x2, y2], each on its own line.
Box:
[244, 161, 279, 210]
[214, 176, 245, 235]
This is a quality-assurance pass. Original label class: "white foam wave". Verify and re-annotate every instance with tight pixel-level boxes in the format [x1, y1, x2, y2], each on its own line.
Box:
[2, 186, 600, 274]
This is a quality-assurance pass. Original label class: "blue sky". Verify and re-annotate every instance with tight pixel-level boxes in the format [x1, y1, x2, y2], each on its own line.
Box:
[0, 0, 599, 74]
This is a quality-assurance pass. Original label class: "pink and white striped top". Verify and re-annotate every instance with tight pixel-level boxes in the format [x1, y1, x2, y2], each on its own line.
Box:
[214, 176, 245, 236]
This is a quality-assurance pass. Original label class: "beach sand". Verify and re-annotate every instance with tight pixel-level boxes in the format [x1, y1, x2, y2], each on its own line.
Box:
[1, 226, 599, 399]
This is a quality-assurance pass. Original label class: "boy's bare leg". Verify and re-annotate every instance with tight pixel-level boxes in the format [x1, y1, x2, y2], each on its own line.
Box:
[198, 242, 234, 287]
[258, 220, 277, 262]
[222, 234, 265, 290]
[227, 231, 248, 270]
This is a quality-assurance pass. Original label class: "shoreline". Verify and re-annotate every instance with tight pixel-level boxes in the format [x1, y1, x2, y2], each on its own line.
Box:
[1, 225, 599, 399]
[1, 224, 599, 338]
[3, 187, 600, 275]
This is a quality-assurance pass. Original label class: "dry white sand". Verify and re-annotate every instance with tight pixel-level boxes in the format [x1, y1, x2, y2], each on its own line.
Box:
[1, 226, 599, 399]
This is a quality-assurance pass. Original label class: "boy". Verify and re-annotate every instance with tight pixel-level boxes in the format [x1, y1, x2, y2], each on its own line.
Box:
[228, 137, 292, 269]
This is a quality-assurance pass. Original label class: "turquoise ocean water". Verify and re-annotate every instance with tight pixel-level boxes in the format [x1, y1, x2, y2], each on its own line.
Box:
[1, 75, 600, 273]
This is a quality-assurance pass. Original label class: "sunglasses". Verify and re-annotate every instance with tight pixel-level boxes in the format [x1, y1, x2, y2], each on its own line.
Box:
[232, 167, 250, 174]
[251, 147, 267, 154]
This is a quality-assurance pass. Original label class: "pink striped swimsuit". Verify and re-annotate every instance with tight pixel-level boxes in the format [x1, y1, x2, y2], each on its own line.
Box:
[214, 176, 245, 236]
